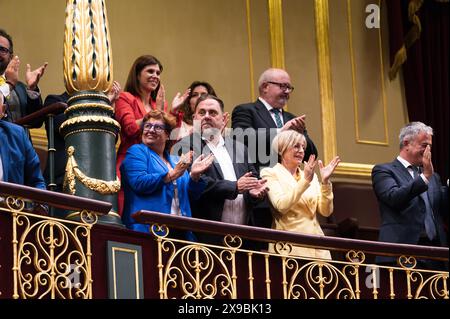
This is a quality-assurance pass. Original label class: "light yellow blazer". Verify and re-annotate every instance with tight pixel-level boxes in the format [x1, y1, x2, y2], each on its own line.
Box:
[260, 163, 334, 260]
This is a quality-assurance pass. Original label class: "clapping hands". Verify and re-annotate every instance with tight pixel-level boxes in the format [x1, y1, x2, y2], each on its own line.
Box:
[303, 155, 340, 184]
[318, 156, 340, 184]
[26, 61, 48, 91]
[171, 88, 191, 112]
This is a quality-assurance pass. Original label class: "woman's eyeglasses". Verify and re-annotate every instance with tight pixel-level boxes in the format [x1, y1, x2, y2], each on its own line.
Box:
[143, 123, 167, 133]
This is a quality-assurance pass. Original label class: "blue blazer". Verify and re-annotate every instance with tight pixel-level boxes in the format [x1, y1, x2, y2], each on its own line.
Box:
[120, 143, 205, 238]
[372, 159, 448, 263]
[0, 120, 45, 189]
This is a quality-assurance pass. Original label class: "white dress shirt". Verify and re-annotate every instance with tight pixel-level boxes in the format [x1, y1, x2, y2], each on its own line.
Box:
[206, 136, 247, 225]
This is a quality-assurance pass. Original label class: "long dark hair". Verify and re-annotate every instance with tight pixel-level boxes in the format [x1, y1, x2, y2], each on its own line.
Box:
[180, 81, 217, 125]
[124, 55, 163, 102]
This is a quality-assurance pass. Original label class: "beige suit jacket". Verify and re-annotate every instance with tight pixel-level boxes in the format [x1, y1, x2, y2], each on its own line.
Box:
[261, 163, 334, 260]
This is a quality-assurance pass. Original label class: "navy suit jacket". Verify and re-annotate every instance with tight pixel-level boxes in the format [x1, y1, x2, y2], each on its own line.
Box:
[0, 120, 45, 189]
[372, 159, 448, 262]
[120, 143, 206, 239]
[231, 99, 318, 171]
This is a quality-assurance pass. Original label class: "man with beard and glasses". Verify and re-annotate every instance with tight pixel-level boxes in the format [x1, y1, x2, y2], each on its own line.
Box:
[173, 94, 269, 247]
[0, 29, 47, 125]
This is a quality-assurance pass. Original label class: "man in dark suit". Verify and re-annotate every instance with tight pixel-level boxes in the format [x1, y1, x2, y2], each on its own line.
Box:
[0, 92, 45, 189]
[231, 68, 318, 229]
[372, 122, 448, 269]
[173, 94, 268, 246]
[231, 68, 318, 172]
[0, 28, 47, 125]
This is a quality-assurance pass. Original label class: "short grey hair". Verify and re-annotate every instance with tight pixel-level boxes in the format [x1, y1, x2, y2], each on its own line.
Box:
[272, 130, 306, 158]
[399, 122, 433, 149]
[257, 68, 288, 92]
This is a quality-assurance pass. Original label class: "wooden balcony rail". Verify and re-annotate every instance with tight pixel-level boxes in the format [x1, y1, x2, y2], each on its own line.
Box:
[14, 102, 66, 127]
[133, 210, 448, 261]
[0, 181, 111, 215]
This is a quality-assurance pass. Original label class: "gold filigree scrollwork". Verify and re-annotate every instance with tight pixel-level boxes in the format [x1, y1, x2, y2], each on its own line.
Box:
[398, 255, 417, 269]
[15, 214, 92, 299]
[59, 116, 120, 131]
[150, 224, 169, 238]
[274, 241, 293, 255]
[223, 235, 242, 249]
[345, 250, 366, 264]
[158, 239, 235, 299]
[414, 273, 449, 299]
[5, 196, 26, 212]
[285, 259, 356, 299]
[79, 210, 99, 225]
[63, 146, 120, 195]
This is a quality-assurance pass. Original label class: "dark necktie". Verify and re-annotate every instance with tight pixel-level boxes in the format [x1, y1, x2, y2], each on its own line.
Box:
[271, 109, 283, 128]
[411, 166, 437, 240]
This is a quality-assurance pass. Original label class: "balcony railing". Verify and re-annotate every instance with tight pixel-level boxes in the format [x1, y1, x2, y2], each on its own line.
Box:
[0, 181, 109, 299]
[0, 181, 448, 299]
[133, 211, 449, 299]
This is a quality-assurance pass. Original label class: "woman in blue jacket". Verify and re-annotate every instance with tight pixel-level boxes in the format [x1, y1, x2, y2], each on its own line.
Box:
[120, 110, 214, 239]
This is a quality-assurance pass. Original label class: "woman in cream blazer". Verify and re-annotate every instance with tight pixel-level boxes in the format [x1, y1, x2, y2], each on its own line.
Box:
[261, 130, 340, 260]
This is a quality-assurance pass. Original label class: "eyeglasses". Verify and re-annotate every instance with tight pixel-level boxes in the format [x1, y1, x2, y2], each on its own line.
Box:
[267, 81, 294, 92]
[143, 123, 167, 133]
[0, 45, 11, 55]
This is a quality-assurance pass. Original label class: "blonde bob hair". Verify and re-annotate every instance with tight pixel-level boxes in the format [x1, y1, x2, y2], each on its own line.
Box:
[272, 130, 306, 159]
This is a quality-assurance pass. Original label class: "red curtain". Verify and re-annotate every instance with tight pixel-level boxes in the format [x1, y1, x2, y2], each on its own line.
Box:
[387, 0, 449, 182]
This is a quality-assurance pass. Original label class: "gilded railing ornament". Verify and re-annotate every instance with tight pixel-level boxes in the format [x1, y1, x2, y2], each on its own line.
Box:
[398, 255, 418, 269]
[6, 196, 26, 212]
[274, 241, 293, 255]
[12, 212, 93, 299]
[285, 259, 356, 299]
[223, 235, 242, 249]
[150, 224, 170, 238]
[345, 250, 366, 264]
[79, 209, 99, 225]
[63, 146, 120, 195]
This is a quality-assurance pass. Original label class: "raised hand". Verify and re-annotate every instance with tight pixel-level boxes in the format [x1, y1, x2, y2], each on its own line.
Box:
[318, 156, 340, 184]
[5, 55, 20, 87]
[190, 153, 215, 181]
[303, 154, 317, 183]
[282, 114, 306, 133]
[422, 145, 433, 179]
[26, 62, 48, 90]
[171, 88, 191, 112]
[156, 83, 165, 111]
[107, 81, 121, 105]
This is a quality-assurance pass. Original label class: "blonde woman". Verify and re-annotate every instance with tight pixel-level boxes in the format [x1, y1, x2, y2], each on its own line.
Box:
[261, 130, 340, 259]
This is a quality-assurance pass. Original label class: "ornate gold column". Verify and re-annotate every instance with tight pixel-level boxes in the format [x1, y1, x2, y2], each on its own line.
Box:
[60, 0, 122, 226]
[268, 0, 286, 69]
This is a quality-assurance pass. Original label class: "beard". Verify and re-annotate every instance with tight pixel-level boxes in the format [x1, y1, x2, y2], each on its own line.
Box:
[202, 126, 221, 141]
[0, 60, 7, 74]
